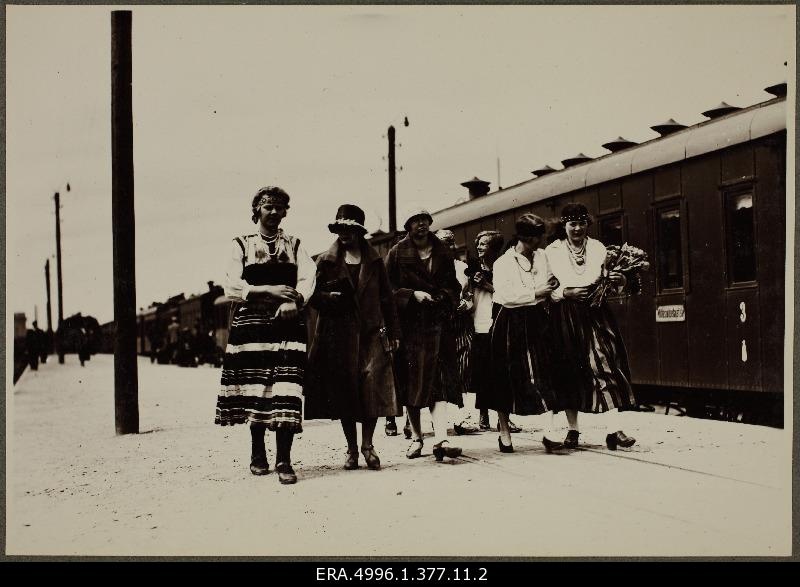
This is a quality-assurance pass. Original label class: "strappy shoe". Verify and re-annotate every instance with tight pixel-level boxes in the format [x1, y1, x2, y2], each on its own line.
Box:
[275, 462, 297, 485]
[606, 430, 636, 451]
[478, 413, 491, 430]
[498, 420, 523, 433]
[542, 436, 564, 454]
[344, 449, 359, 470]
[406, 439, 423, 459]
[432, 440, 462, 462]
[498, 436, 514, 454]
[563, 430, 580, 449]
[361, 445, 381, 470]
[384, 419, 398, 437]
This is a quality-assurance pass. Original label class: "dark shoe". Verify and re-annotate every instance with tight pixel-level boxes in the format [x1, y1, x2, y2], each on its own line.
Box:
[478, 413, 491, 431]
[275, 462, 297, 484]
[606, 430, 636, 451]
[361, 445, 381, 470]
[250, 425, 269, 475]
[384, 419, 398, 437]
[344, 449, 359, 470]
[454, 418, 479, 435]
[542, 436, 564, 454]
[432, 440, 462, 462]
[498, 436, 514, 453]
[403, 419, 412, 440]
[250, 455, 270, 475]
[563, 430, 580, 449]
[498, 420, 522, 433]
[406, 439, 423, 459]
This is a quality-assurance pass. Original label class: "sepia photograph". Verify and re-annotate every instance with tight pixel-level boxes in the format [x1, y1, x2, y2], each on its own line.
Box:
[3, 2, 796, 559]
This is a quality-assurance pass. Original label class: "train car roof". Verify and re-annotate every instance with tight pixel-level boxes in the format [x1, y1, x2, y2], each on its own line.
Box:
[432, 97, 786, 229]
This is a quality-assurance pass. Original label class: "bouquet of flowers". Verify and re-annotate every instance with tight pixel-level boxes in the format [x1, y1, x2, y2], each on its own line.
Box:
[588, 243, 650, 307]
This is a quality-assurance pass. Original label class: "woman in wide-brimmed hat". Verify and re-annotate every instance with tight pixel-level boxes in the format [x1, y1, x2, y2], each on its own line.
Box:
[385, 208, 464, 462]
[305, 205, 402, 470]
[479, 214, 564, 453]
[545, 203, 637, 450]
[214, 186, 316, 485]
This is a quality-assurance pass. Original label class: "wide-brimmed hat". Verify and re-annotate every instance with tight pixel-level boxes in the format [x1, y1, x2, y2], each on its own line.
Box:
[402, 207, 433, 232]
[328, 204, 368, 235]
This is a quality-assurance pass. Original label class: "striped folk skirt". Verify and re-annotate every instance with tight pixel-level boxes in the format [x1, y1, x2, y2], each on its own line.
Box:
[477, 304, 557, 416]
[454, 311, 475, 392]
[215, 303, 307, 431]
[549, 299, 636, 413]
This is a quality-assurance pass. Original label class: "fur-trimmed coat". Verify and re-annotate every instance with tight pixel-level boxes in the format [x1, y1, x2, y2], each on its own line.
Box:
[385, 234, 464, 408]
[305, 238, 402, 421]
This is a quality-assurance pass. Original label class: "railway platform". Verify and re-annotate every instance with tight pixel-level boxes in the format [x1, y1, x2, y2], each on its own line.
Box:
[6, 354, 792, 557]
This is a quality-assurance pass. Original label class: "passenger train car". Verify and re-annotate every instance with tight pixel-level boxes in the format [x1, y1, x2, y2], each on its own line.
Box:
[425, 88, 788, 424]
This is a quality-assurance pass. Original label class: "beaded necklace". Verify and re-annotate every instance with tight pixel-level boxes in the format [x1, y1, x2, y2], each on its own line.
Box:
[566, 238, 587, 275]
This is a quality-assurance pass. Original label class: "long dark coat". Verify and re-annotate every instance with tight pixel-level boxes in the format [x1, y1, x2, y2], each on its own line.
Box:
[385, 234, 464, 409]
[304, 238, 402, 421]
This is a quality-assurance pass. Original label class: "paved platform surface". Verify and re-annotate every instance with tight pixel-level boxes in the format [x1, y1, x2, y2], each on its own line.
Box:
[6, 355, 792, 557]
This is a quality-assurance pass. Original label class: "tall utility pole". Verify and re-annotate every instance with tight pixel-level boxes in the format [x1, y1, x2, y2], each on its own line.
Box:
[44, 259, 53, 334]
[111, 10, 139, 435]
[54, 189, 65, 363]
[387, 125, 397, 234]
[45, 259, 53, 356]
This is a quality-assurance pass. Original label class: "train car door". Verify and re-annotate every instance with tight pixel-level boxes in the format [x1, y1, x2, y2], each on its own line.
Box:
[723, 187, 762, 391]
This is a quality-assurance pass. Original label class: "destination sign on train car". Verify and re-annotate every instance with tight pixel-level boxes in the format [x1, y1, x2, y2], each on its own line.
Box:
[656, 305, 686, 322]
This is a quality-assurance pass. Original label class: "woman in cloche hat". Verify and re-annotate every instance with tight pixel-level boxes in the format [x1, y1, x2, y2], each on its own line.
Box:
[384, 208, 464, 462]
[305, 205, 402, 471]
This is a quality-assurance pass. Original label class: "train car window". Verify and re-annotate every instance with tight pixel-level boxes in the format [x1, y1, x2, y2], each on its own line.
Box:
[656, 207, 684, 291]
[599, 215, 625, 247]
[725, 191, 756, 283]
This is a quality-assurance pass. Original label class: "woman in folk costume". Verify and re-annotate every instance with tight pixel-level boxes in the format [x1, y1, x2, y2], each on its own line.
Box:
[480, 214, 564, 453]
[545, 203, 637, 450]
[215, 186, 316, 485]
[305, 205, 402, 471]
[386, 208, 464, 462]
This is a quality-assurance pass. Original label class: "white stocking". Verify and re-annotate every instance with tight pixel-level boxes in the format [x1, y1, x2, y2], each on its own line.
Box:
[430, 401, 450, 444]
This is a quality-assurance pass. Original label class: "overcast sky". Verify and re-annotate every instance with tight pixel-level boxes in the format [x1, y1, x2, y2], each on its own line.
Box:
[5, 4, 793, 325]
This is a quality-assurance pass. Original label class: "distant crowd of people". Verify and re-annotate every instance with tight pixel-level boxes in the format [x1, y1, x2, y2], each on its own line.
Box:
[24, 320, 93, 369]
[148, 317, 221, 368]
[214, 186, 637, 485]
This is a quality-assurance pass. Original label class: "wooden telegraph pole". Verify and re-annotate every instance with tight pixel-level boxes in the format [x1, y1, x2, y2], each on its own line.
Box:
[387, 125, 397, 234]
[54, 190, 65, 363]
[111, 10, 139, 434]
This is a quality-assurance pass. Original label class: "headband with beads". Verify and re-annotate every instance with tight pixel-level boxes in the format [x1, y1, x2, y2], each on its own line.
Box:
[560, 213, 590, 224]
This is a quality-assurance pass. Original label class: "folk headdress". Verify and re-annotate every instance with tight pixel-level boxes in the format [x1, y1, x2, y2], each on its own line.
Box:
[251, 186, 290, 223]
[559, 203, 592, 225]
